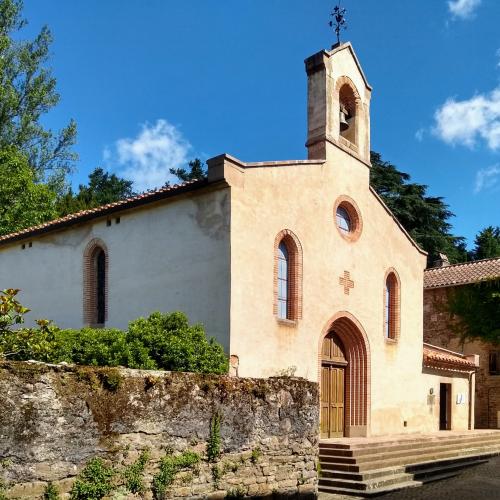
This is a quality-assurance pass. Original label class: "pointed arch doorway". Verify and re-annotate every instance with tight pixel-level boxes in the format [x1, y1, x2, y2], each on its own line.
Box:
[319, 313, 370, 438]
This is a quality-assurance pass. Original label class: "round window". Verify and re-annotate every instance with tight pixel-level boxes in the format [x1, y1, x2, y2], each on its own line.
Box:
[334, 196, 362, 242]
[336, 206, 352, 234]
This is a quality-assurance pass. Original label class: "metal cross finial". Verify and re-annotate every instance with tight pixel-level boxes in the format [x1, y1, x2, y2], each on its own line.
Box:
[329, 2, 347, 45]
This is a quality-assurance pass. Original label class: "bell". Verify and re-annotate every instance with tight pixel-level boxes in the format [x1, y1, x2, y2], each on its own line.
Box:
[340, 107, 350, 132]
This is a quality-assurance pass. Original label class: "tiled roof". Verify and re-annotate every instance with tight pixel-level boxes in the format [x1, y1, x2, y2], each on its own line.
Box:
[423, 343, 477, 371]
[424, 257, 500, 289]
[0, 178, 208, 246]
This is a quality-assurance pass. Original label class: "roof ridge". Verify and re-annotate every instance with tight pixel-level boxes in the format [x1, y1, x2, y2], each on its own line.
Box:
[425, 256, 500, 273]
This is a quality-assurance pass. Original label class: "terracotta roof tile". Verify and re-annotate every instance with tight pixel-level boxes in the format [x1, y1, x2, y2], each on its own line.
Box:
[423, 343, 477, 371]
[0, 178, 208, 246]
[424, 257, 500, 289]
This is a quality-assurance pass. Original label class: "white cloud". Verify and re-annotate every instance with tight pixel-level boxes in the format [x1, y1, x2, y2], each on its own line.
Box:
[105, 119, 191, 192]
[448, 0, 481, 19]
[497, 48, 500, 68]
[415, 128, 425, 142]
[474, 165, 500, 193]
[433, 87, 500, 150]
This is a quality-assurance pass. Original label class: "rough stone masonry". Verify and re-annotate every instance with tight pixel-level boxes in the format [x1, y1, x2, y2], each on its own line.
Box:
[0, 362, 319, 498]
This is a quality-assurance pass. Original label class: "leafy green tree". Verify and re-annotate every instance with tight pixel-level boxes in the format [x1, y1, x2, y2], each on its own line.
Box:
[56, 168, 135, 216]
[370, 151, 467, 265]
[170, 158, 207, 182]
[447, 279, 500, 344]
[471, 226, 500, 260]
[0, 146, 57, 235]
[0, 0, 77, 185]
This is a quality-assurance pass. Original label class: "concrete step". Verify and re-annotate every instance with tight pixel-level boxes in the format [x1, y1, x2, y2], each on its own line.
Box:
[320, 439, 500, 459]
[319, 431, 500, 451]
[319, 444, 500, 471]
[318, 480, 421, 497]
[410, 458, 488, 480]
[319, 446, 500, 472]
[319, 471, 414, 491]
[320, 438, 500, 463]
[321, 465, 406, 481]
[317, 458, 487, 496]
[319, 434, 500, 457]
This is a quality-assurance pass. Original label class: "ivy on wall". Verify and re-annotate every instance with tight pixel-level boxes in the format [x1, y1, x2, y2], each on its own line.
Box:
[446, 279, 500, 345]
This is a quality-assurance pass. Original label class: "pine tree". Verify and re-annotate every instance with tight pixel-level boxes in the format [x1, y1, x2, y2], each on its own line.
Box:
[370, 152, 467, 265]
[472, 226, 500, 260]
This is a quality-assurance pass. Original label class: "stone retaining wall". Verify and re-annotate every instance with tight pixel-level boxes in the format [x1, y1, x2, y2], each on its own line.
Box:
[0, 362, 318, 498]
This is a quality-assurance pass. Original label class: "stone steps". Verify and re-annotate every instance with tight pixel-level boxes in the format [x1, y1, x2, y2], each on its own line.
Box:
[319, 443, 500, 471]
[318, 432, 500, 496]
[319, 446, 500, 472]
[320, 434, 500, 458]
[320, 431, 500, 453]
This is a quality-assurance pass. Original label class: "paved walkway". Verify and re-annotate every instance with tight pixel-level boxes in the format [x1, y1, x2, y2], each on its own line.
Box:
[318, 455, 500, 500]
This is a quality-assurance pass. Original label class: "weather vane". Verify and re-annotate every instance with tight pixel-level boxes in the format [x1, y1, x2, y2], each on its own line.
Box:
[329, 2, 347, 45]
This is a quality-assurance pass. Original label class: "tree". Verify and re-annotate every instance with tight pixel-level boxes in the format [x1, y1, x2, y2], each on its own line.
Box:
[0, 0, 77, 185]
[170, 158, 207, 183]
[471, 226, 500, 260]
[0, 146, 57, 235]
[370, 151, 467, 265]
[447, 279, 500, 344]
[56, 167, 135, 216]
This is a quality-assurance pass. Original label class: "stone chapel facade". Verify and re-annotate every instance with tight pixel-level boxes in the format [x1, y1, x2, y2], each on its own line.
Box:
[0, 42, 478, 438]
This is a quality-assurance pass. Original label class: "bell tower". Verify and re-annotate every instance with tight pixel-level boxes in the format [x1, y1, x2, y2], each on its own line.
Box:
[305, 42, 372, 165]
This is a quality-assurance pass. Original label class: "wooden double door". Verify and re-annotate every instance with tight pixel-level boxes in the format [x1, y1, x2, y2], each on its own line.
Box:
[321, 332, 347, 438]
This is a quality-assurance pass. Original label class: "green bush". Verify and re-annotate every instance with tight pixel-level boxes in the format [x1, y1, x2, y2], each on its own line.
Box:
[70, 457, 114, 500]
[52, 328, 156, 369]
[0, 290, 228, 374]
[126, 312, 228, 374]
[43, 482, 60, 500]
[206, 411, 222, 462]
[152, 451, 200, 499]
[122, 449, 150, 494]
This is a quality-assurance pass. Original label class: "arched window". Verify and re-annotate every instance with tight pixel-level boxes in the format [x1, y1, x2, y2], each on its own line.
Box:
[83, 239, 108, 326]
[95, 249, 106, 325]
[277, 242, 289, 319]
[384, 271, 400, 340]
[274, 230, 303, 322]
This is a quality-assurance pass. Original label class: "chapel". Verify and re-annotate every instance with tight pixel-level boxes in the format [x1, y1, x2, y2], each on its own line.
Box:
[0, 42, 479, 438]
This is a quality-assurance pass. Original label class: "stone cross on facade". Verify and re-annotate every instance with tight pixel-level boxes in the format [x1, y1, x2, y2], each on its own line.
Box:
[339, 270, 354, 295]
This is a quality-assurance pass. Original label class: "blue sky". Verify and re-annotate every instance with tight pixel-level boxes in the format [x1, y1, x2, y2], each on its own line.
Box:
[22, 0, 500, 248]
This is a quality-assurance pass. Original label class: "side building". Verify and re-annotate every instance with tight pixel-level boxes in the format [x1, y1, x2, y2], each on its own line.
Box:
[424, 256, 500, 429]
